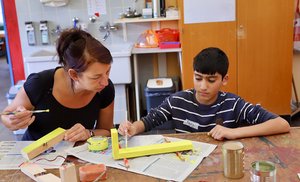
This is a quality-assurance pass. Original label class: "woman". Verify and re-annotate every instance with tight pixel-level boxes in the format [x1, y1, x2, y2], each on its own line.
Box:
[1, 28, 115, 142]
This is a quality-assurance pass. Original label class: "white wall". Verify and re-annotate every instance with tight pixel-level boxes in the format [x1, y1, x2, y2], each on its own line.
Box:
[15, 0, 151, 57]
[14, 0, 158, 121]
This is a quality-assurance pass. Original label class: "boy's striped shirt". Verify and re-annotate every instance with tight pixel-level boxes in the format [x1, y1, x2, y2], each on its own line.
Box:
[141, 89, 277, 133]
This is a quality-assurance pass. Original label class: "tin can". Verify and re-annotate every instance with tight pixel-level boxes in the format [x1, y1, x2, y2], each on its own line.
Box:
[87, 136, 108, 152]
[222, 141, 244, 178]
[250, 161, 276, 182]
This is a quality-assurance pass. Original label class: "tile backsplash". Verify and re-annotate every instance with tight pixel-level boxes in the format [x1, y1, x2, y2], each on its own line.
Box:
[15, 0, 150, 57]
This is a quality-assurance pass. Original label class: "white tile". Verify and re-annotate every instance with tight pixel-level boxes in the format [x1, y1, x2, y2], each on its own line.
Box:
[15, 0, 30, 15]
[109, 0, 124, 8]
[111, 7, 124, 21]
[28, 0, 43, 13]
[67, 0, 86, 10]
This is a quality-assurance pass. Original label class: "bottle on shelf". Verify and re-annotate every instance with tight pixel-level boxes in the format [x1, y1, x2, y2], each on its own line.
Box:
[160, 0, 166, 17]
[152, 0, 160, 18]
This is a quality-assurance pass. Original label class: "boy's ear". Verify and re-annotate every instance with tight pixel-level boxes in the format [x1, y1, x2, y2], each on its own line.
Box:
[68, 69, 79, 81]
[222, 74, 229, 86]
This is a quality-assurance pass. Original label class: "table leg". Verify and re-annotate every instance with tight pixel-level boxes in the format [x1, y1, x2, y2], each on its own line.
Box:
[133, 54, 140, 120]
[178, 51, 183, 75]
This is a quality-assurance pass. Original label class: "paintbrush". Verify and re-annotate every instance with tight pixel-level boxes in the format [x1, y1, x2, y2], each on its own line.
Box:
[0, 109, 50, 115]
[125, 111, 128, 149]
[124, 111, 129, 170]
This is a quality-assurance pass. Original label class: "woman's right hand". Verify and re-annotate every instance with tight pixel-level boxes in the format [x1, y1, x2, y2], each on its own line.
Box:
[1, 106, 35, 131]
[118, 121, 137, 137]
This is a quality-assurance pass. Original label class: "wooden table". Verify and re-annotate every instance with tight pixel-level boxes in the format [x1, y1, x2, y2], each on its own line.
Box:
[1, 127, 300, 181]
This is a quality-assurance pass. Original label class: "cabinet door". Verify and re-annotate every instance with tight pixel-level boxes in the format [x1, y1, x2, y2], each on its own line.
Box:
[237, 0, 294, 115]
[178, 0, 237, 93]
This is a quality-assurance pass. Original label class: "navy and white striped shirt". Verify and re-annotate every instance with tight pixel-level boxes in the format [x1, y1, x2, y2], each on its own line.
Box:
[141, 89, 278, 133]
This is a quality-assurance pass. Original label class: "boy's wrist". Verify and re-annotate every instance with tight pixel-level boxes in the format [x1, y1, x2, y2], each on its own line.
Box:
[133, 120, 146, 135]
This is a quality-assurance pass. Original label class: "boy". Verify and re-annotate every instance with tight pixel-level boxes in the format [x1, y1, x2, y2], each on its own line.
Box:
[118, 47, 290, 140]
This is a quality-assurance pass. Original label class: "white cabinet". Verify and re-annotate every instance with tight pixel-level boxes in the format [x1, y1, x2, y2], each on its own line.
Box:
[24, 45, 132, 84]
[23, 50, 59, 77]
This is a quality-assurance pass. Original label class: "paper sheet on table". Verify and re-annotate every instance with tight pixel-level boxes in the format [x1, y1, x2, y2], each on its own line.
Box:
[0, 141, 74, 169]
[66, 135, 217, 181]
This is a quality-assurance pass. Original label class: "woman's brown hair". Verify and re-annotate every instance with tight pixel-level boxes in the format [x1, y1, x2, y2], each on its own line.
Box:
[56, 28, 112, 73]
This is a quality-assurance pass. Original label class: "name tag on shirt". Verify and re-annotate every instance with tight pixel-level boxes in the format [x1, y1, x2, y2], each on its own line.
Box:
[183, 119, 199, 130]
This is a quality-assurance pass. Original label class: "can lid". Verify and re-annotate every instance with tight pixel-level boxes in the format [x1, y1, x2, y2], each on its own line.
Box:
[222, 141, 244, 150]
[251, 160, 276, 173]
[147, 78, 173, 89]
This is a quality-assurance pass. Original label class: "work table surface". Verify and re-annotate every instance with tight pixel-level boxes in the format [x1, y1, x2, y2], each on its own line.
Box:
[0, 127, 299, 181]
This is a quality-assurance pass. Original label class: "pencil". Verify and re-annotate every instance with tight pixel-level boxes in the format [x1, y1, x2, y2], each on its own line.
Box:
[0, 109, 50, 115]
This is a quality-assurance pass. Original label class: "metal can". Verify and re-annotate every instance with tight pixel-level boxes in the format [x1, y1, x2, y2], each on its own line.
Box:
[222, 141, 244, 178]
[250, 160, 276, 182]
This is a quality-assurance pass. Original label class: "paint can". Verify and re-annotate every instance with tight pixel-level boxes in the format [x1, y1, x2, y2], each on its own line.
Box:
[87, 136, 108, 152]
[250, 160, 276, 182]
[222, 141, 244, 178]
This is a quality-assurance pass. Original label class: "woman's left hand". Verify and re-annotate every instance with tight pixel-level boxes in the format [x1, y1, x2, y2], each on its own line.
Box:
[64, 123, 90, 142]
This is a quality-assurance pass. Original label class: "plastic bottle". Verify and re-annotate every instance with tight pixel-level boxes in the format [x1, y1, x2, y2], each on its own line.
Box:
[25, 22, 36, 46]
[40, 20, 49, 45]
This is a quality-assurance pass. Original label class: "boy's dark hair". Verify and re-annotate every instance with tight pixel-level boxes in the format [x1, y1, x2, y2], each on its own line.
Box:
[193, 47, 229, 79]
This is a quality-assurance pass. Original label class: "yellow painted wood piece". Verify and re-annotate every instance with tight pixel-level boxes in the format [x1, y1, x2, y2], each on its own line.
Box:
[21, 127, 66, 160]
[111, 128, 193, 160]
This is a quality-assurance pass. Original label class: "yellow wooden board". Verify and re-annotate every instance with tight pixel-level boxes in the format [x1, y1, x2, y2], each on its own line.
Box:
[111, 128, 193, 160]
[21, 127, 66, 160]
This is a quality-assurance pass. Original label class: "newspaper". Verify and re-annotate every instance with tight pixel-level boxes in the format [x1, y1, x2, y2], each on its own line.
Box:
[0, 141, 74, 169]
[67, 135, 217, 181]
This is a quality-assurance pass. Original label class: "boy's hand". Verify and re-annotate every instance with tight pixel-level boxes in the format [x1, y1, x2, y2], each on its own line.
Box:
[118, 121, 137, 137]
[208, 125, 237, 140]
[64, 123, 90, 142]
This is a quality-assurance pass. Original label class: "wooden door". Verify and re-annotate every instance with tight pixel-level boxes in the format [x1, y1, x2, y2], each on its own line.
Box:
[237, 0, 294, 115]
[178, 0, 237, 93]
